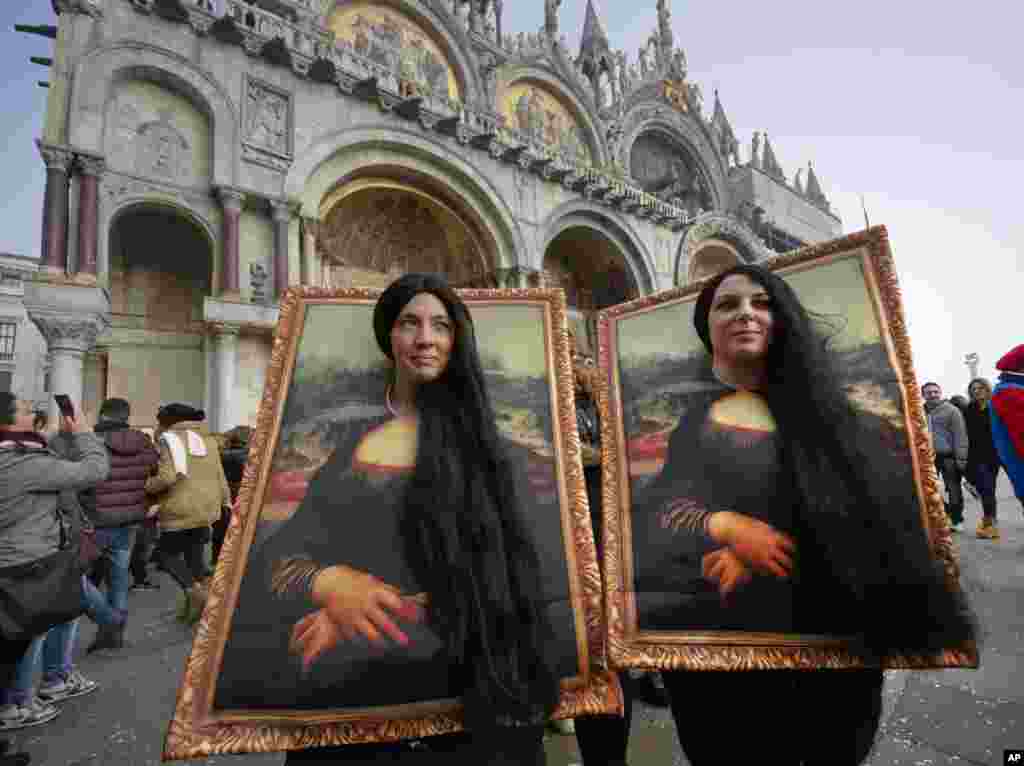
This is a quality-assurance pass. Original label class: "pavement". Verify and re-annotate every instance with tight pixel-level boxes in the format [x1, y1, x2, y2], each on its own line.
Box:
[5, 473, 1022, 765]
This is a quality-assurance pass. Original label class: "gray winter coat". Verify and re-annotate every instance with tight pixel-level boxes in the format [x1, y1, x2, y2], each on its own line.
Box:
[0, 432, 109, 568]
[925, 400, 969, 466]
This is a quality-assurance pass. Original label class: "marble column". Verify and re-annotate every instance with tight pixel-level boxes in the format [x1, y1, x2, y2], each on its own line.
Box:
[300, 217, 319, 287]
[208, 322, 239, 433]
[28, 313, 106, 424]
[37, 141, 74, 278]
[269, 200, 291, 301]
[75, 154, 105, 283]
[217, 187, 245, 300]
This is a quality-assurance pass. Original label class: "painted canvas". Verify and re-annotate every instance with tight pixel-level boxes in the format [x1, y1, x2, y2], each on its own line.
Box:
[164, 288, 619, 759]
[598, 228, 977, 671]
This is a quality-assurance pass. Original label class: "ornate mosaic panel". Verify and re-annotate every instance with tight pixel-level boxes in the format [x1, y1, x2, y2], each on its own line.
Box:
[499, 82, 591, 165]
[328, 3, 461, 101]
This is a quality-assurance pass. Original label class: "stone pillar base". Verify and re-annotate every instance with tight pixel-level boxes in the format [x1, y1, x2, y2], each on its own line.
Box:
[217, 290, 245, 303]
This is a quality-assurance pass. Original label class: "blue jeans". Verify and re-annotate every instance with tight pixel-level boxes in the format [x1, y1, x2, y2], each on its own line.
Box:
[82, 572, 125, 628]
[94, 526, 137, 614]
[2, 619, 80, 706]
[971, 463, 1003, 520]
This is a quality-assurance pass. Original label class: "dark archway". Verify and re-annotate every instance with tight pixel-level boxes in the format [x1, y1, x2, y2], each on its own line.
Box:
[543, 227, 638, 355]
[105, 204, 213, 425]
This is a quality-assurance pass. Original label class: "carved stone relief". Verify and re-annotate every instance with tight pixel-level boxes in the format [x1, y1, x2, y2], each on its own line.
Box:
[244, 77, 291, 158]
[134, 110, 192, 183]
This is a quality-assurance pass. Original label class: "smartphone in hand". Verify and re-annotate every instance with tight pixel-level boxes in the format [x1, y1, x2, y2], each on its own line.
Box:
[54, 394, 75, 419]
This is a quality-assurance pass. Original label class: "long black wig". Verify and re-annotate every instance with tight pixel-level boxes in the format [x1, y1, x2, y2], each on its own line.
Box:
[372, 273, 560, 728]
[694, 264, 976, 655]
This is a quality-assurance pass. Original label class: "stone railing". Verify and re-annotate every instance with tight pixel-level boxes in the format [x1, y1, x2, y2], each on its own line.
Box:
[222, 0, 322, 59]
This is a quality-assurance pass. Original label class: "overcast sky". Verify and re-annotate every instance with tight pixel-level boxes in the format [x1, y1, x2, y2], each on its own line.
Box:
[2, 0, 1020, 394]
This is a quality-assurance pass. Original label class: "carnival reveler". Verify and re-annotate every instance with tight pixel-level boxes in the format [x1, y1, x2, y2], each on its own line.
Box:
[631, 264, 976, 765]
[217, 274, 559, 764]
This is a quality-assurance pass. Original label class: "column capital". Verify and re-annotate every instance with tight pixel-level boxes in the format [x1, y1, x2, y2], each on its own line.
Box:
[27, 311, 108, 354]
[216, 186, 246, 212]
[269, 199, 297, 222]
[36, 141, 73, 173]
[75, 153, 106, 177]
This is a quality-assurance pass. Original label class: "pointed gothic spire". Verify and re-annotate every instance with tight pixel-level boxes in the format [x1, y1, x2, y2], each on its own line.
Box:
[793, 168, 804, 195]
[657, 0, 674, 54]
[805, 161, 827, 205]
[761, 133, 784, 180]
[711, 90, 735, 142]
[578, 0, 612, 81]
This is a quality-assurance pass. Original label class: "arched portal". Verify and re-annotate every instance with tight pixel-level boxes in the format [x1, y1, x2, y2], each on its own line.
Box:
[317, 176, 494, 289]
[543, 227, 638, 355]
[103, 204, 213, 426]
[688, 238, 742, 283]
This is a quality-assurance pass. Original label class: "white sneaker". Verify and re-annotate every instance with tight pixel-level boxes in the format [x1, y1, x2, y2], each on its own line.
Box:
[37, 670, 99, 703]
[0, 697, 60, 730]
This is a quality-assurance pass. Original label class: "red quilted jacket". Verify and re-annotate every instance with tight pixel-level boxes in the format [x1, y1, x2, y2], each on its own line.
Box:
[80, 422, 160, 528]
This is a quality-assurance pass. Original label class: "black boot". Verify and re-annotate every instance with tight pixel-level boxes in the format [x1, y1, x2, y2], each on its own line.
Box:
[87, 622, 124, 653]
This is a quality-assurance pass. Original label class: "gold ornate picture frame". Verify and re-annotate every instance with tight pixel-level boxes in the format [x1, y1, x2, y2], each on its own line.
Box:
[164, 288, 620, 760]
[597, 227, 979, 672]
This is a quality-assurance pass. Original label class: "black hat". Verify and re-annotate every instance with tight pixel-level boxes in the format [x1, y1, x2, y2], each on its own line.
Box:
[157, 403, 205, 423]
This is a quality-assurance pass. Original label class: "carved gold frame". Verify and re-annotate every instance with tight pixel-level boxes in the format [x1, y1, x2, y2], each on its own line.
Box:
[596, 227, 979, 671]
[164, 287, 621, 760]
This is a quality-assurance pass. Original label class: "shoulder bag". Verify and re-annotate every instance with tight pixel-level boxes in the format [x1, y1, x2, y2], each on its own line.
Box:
[0, 493, 85, 641]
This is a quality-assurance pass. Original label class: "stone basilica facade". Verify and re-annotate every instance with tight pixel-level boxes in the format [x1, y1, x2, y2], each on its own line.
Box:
[17, 0, 841, 429]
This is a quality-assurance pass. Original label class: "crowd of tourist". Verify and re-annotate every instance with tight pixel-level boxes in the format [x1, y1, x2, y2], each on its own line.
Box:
[922, 344, 1024, 540]
[0, 393, 250, 765]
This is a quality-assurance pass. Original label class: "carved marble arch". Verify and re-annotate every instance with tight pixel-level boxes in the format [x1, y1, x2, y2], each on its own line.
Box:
[69, 43, 240, 187]
[495, 67, 607, 167]
[316, 175, 495, 289]
[324, 0, 482, 104]
[673, 212, 772, 288]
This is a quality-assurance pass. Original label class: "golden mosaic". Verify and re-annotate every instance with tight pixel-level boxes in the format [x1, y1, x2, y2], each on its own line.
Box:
[328, 3, 460, 101]
[499, 82, 591, 165]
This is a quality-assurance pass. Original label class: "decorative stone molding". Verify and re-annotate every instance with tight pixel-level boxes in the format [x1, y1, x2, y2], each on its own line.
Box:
[76, 153, 106, 178]
[207, 321, 242, 338]
[37, 142, 74, 173]
[54, 0, 103, 17]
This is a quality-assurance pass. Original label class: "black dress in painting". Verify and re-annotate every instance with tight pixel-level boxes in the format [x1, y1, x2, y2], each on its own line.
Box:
[215, 413, 578, 712]
[215, 414, 454, 711]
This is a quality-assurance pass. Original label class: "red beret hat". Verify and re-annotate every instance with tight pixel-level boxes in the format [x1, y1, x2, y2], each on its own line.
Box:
[996, 344, 1024, 372]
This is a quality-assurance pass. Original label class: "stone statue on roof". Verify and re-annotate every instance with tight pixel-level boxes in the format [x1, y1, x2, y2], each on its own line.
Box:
[545, 0, 562, 41]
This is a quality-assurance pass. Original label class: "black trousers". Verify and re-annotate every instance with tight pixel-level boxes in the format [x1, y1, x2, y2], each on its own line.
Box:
[661, 669, 884, 766]
[937, 456, 964, 523]
[284, 726, 546, 765]
[156, 526, 210, 591]
[130, 519, 159, 584]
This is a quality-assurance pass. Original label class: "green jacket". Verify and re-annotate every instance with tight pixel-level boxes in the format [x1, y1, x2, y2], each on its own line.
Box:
[145, 421, 230, 532]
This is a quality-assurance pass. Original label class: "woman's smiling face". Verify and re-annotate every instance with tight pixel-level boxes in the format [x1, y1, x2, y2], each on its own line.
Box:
[390, 292, 454, 389]
[708, 273, 774, 364]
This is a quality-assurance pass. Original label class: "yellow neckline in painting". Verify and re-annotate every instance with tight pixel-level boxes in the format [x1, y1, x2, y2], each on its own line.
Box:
[352, 415, 418, 475]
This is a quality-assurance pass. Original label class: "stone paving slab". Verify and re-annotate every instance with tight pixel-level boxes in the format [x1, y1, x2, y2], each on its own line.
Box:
[885, 677, 1024, 766]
